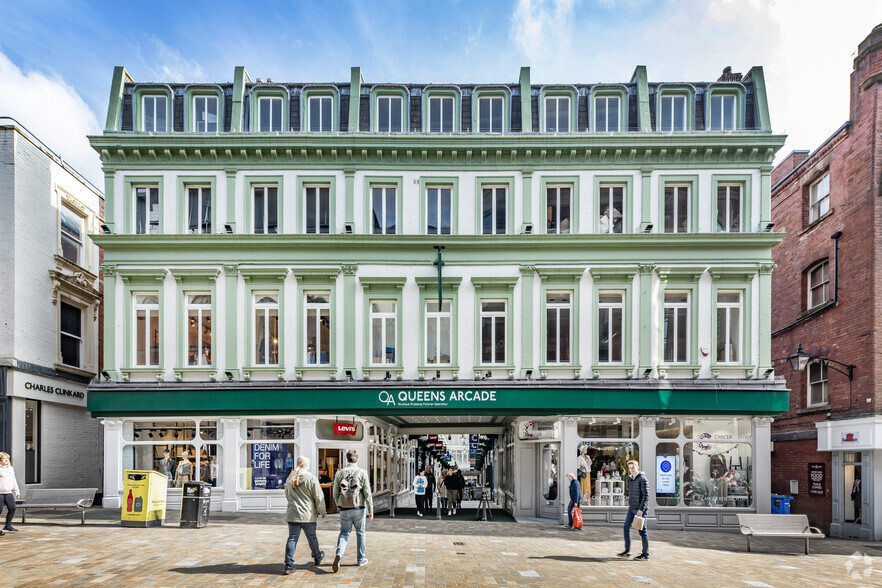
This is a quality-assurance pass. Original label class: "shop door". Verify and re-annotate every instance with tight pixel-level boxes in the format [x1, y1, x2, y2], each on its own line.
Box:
[515, 445, 536, 519]
[538, 443, 560, 519]
[841, 452, 865, 539]
[318, 448, 343, 514]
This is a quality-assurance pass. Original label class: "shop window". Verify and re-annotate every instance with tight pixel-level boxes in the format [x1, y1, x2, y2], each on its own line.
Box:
[576, 440, 639, 507]
[252, 185, 279, 234]
[663, 292, 689, 364]
[482, 186, 507, 235]
[370, 300, 397, 365]
[659, 94, 686, 132]
[371, 186, 397, 235]
[197, 445, 222, 486]
[142, 95, 167, 132]
[477, 96, 503, 132]
[655, 443, 680, 506]
[427, 186, 452, 235]
[545, 96, 569, 133]
[194, 95, 218, 133]
[134, 186, 160, 234]
[60, 203, 84, 265]
[258, 96, 283, 132]
[308, 96, 333, 132]
[377, 96, 403, 133]
[186, 294, 212, 366]
[428, 96, 454, 132]
[242, 419, 298, 440]
[545, 292, 571, 364]
[663, 185, 690, 233]
[716, 184, 741, 232]
[123, 443, 197, 488]
[716, 291, 742, 364]
[597, 292, 624, 363]
[128, 420, 196, 442]
[541, 443, 559, 500]
[60, 301, 83, 368]
[305, 186, 330, 234]
[425, 300, 452, 365]
[594, 95, 619, 132]
[134, 293, 160, 367]
[546, 186, 572, 234]
[808, 360, 828, 407]
[370, 444, 390, 493]
[577, 417, 639, 439]
[709, 94, 736, 131]
[807, 261, 829, 309]
[480, 300, 506, 364]
[186, 186, 212, 234]
[809, 173, 830, 223]
[598, 185, 624, 234]
[844, 452, 862, 524]
[241, 442, 294, 490]
[25, 399, 40, 484]
[684, 442, 752, 507]
[305, 293, 330, 365]
[656, 417, 680, 439]
[198, 420, 218, 441]
[254, 294, 279, 366]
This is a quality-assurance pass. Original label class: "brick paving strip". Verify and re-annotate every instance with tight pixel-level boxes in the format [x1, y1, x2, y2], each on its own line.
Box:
[0, 509, 878, 586]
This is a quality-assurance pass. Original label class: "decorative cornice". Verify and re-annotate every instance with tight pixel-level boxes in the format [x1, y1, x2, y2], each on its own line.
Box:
[589, 266, 638, 282]
[340, 264, 359, 276]
[293, 267, 341, 282]
[359, 276, 407, 291]
[100, 418, 124, 429]
[241, 267, 289, 283]
[171, 268, 221, 283]
[752, 416, 774, 426]
[535, 267, 585, 282]
[519, 264, 536, 275]
[758, 263, 777, 275]
[656, 266, 706, 283]
[638, 264, 655, 275]
[415, 276, 462, 290]
[471, 276, 519, 291]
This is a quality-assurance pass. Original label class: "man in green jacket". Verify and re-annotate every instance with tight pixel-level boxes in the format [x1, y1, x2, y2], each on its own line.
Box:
[331, 449, 373, 572]
[283, 456, 326, 575]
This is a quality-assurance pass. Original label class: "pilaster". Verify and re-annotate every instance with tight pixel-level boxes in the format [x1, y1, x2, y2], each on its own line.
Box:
[757, 264, 775, 376]
[223, 265, 239, 378]
[219, 417, 242, 511]
[521, 169, 533, 229]
[101, 419, 124, 508]
[638, 416, 659, 515]
[638, 265, 655, 377]
[224, 169, 237, 233]
[296, 417, 319, 474]
[752, 416, 773, 514]
[342, 264, 358, 376]
[100, 265, 118, 376]
[560, 416, 580, 521]
[519, 265, 535, 376]
[640, 168, 653, 231]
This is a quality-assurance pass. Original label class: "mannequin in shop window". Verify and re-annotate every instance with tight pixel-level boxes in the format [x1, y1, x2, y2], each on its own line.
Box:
[159, 449, 175, 487]
[175, 450, 192, 488]
[577, 445, 592, 503]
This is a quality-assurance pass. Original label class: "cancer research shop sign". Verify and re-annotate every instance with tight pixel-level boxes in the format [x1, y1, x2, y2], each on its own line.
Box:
[378, 389, 497, 408]
[656, 455, 677, 494]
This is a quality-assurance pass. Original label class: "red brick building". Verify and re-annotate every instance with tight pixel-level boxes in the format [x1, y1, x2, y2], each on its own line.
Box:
[770, 23, 882, 541]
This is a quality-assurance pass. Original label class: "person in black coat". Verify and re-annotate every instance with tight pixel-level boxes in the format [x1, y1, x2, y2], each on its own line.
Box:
[425, 471, 436, 510]
[619, 459, 650, 560]
[565, 473, 581, 529]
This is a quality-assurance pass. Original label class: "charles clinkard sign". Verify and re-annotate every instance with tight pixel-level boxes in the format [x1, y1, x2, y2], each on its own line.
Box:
[378, 389, 497, 408]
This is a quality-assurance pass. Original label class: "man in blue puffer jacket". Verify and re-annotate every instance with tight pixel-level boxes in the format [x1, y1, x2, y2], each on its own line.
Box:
[618, 459, 649, 560]
[565, 473, 581, 529]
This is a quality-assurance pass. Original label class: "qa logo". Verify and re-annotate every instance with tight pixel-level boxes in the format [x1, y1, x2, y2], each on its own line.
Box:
[845, 551, 876, 580]
[379, 390, 396, 406]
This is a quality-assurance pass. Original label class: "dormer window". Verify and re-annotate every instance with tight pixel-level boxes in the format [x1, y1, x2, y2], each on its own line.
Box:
[142, 95, 167, 132]
[308, 96, 332, 132]
[544, 96, 570, 133]
[377, 96, 403, 132]
[594, 95, 619, 132]
[428, 96, 454, 132]
[659, 95, 686, 132]
[194, 96, 218, 132]
[709, 94, 736, 131]
[477, 96, 504, 132]
[258, 97, 283, 132]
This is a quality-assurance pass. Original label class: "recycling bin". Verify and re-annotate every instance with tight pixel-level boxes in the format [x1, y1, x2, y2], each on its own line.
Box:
[121, 470, 168, 527]
[771, 494, 792, 514]
[180, 481, 211, 528]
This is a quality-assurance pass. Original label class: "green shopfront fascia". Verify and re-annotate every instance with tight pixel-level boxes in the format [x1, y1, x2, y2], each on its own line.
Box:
[93, 384, 784, 529]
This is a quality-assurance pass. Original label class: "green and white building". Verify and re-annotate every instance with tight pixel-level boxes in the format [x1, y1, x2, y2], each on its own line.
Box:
[88, 64, 787, 529]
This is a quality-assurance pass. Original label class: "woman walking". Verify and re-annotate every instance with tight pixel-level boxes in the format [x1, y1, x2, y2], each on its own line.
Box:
[0, 452, 21, 534]
[283, 456, 326, 575]
[438, 469, 448, 512]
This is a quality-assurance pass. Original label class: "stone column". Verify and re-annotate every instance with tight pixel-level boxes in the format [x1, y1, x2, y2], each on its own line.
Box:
[100, 419, 124, 508]
[560, 416, 580, 523]
[639, 416, 659, 519]
[297, 417, 319, 473]
[219, 417, 241, 512]
[752, 417, 773, 514]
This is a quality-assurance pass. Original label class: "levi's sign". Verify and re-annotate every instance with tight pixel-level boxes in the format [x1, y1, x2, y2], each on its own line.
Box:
[378, 389, 497, 407]
[333, 423, 358, 436]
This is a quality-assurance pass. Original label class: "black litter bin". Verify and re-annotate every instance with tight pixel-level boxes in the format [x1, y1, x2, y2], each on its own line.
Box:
[180, 481, 211, 528]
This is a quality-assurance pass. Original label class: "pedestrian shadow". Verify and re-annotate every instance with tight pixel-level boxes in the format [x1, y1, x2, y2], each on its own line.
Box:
[168, 563, 332, 576]
[529, 555, 618, 563]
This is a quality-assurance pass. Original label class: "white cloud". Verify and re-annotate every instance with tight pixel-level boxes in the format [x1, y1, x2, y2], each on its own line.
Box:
[511, 0, 579, 78]
[0, 50, 103, 187]
[139, 36, 205, 82]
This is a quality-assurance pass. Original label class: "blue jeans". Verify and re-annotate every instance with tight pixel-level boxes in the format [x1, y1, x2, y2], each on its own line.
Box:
[567, 500, 576, 526]
[623, 509, 649, 555]
[284, 522, 321, 566]
[336, 508, 367, 563]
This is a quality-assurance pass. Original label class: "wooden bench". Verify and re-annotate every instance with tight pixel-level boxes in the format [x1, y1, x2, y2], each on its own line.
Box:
[737, 514, 825, 554]
[18, 488, 98, 525]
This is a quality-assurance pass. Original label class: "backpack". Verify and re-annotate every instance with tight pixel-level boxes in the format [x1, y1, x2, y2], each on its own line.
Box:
[339, 469, 361, 508]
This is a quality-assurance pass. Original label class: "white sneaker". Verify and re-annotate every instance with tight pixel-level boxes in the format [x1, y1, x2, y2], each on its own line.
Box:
[453, 508, 457, 515]
[447, 510, 452, 516]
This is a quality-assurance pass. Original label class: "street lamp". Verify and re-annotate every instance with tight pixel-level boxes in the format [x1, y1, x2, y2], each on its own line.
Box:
[787, 344, 812, 372]
[787, 343, 855, 381]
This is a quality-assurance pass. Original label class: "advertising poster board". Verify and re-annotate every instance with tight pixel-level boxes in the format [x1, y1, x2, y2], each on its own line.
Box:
[656, 455, 677, 494]
[250, 443, 290, 490]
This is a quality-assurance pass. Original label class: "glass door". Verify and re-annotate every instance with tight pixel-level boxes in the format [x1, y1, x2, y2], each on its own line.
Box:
[539, 443, 560, 519]
[319, 448, 343, 513]
[841, 452, 863, 538]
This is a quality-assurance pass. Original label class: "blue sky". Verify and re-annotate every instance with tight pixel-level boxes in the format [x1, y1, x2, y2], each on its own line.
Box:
[1, 0, 880, 187]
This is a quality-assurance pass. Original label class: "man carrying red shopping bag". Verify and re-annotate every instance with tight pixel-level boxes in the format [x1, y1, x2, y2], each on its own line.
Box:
[565, 473, 582, 530]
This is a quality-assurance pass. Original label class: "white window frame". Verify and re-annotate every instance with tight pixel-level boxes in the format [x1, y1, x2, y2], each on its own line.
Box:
[258, 96, 283, 132]
[480, 300, 507, 365]
[59, 300, 82, 368]
[377, 96, 403, 133]
[545, 292, 572, 364]
[428, 96, 454, 132]
[544, 96, 570, 133]
[709, 94, 736, 131]
[807, 261, 830, 309]
[716, 291, 742, 364]
[717, 184, 741, 233]
[60, 203, 84, 265]
[482, 186, 507, 235]
[186, 186, 212, 234]
[425, 300, 452, 365]
[663, 292, 689, 364]
[186, 293, 212, 367]
[308, 96, 332, 132]
[807, 360, 828, 407]
[546, 185, 572, 235]
[253, 293, 279, 366]
[594, 95, 619, 132]
[664, 184, 690, 234]
[599, 184, 625, 234]
[370, 300, 397, 365]
[477, 96, 504, 133]
[134, 185, 159, 235]
[134, 293, 160, 367]
[597, 292, 624, 364]
[252, 185, 278, 234]
[660, 94, 687, 132]
[305, 292, 331, 366]
[426, 186, 452, 235]
[371, 186, 397, 235]
[304, 185, 330, 234]
[193, 95, 218, 133]
[809, 173, 830, 222]
[142, 95, 167, 132]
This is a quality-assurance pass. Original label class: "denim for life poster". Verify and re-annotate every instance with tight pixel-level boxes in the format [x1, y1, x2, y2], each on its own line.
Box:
[251, 443, 290, 489]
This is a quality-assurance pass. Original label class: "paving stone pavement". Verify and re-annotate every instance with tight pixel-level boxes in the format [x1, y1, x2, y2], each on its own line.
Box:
[1, 508, 881, 587]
